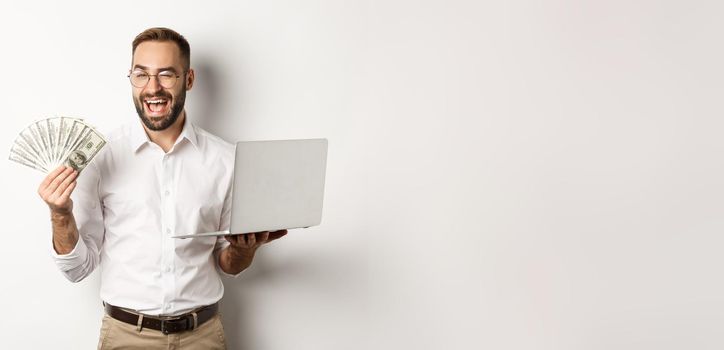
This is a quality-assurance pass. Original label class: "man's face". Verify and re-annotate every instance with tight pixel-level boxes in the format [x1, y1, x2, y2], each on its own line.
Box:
[69, 151, 84, 165]
[131, 41, 194, 131]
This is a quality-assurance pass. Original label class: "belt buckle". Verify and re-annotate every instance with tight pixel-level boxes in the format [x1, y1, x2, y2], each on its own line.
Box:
[160, 316, 190, 335]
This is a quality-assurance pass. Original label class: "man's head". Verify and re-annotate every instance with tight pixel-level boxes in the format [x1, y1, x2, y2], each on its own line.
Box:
[130, 27, 195, 131]
[68, 150, 87, 169]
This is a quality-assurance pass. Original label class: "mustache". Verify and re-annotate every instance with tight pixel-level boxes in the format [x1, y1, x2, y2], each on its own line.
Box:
[139, 93, 172, 100]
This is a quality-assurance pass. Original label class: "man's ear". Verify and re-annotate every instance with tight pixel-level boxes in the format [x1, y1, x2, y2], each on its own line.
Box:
[185, 68, 195, 91]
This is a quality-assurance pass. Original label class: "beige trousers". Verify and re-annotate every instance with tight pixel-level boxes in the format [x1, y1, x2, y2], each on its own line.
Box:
[97, 313, 227, 350]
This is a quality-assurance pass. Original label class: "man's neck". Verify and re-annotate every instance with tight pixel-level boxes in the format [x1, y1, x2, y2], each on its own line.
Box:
[143, 111, 186, 153]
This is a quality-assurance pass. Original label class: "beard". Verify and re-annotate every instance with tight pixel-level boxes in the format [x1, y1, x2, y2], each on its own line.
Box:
[134, 89, 186, 131]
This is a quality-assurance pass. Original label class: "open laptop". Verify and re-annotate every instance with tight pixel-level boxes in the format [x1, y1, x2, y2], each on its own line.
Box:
[172, 138, 328, 239]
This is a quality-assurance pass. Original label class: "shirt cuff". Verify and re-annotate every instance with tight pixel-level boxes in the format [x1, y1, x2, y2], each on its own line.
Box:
[51, 237, 88, 271]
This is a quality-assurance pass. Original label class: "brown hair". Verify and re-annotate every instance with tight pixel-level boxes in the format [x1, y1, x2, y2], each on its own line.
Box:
[132, 27, 191, 69]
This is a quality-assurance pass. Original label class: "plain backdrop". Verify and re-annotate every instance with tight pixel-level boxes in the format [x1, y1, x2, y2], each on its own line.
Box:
[1, 1, 723, 349]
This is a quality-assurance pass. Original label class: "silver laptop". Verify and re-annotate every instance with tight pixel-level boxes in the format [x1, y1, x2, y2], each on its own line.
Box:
[172, 138, 328, 239]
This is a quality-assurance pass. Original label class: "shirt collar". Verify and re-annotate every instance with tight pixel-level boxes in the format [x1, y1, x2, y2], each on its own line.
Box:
[177, 116, 199, 149]
[131, 115, 199, 153]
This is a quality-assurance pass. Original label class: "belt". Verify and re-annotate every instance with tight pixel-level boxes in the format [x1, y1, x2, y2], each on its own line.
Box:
[104, 302, 219, 334]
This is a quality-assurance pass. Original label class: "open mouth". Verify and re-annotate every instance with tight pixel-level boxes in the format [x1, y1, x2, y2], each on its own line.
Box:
[144, 97, 170, 116]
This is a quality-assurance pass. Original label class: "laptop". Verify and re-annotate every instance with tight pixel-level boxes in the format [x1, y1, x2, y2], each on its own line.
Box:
[172, 138, 328, 239]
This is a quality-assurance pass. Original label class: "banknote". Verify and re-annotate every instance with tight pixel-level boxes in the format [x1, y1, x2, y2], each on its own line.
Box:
[8, 117, 106, 174]
[9, 150, 46, 172]
[63, 128, 106, 172]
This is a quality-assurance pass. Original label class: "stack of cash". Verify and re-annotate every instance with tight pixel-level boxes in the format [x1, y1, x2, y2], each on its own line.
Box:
[9, 117, 107, 173]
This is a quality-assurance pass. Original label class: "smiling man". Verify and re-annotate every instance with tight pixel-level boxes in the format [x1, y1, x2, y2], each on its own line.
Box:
[37, 27, 286, 349]
[130, 40, 188, 134]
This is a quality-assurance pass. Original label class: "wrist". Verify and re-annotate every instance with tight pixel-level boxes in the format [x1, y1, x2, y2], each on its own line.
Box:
[50, 208, 73, 221]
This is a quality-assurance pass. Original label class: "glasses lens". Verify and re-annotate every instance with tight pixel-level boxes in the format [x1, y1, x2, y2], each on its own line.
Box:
[158, 72, 177, 88]
[130, 72, 149, 87]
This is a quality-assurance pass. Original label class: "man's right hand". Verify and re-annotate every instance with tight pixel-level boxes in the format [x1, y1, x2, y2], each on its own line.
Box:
[38, 166, 78, 214]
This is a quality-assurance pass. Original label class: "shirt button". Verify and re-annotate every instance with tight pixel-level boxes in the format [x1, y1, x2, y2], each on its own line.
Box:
[164, 190, 170, 196]
[165, 266, 172, 273]
[166, 228, 171, 234]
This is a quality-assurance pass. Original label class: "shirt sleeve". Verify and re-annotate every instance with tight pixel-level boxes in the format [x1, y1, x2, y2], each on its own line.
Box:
[50, 161, 104, 283]
[214, 174, 242, 278]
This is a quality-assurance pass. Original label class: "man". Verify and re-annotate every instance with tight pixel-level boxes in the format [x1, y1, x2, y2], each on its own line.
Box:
[37, 27, 286, 349]
[66, 150, 87, 170]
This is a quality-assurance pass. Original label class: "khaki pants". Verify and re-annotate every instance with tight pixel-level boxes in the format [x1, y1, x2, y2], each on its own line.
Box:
[97, 313, 227, 350]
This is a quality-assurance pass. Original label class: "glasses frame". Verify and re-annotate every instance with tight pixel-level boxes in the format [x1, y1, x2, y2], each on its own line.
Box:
[127, 69, 187, 89]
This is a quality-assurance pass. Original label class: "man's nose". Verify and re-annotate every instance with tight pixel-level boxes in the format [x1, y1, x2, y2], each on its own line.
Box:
[144, 75, 163, 93]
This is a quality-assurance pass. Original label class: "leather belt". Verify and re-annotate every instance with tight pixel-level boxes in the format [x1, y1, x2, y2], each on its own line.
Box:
[104, 302, 219, 334]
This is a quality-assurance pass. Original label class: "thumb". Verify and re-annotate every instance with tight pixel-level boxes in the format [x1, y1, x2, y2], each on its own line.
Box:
[268, 229, 288, 241]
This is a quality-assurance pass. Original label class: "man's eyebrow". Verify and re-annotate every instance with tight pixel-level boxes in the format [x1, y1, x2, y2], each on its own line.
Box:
[132, 65, 179, 73]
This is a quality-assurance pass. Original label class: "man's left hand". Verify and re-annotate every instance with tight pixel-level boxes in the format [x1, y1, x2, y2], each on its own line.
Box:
[225, 230, 288, 253]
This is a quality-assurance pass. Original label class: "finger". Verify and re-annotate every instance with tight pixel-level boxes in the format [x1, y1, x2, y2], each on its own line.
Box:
[53, 170, 78, 197]
[257, 231, 270, 244]
[44, 167, 74, 196]
[225, 235, 239, 245]
[39, 166, 67, 194]
[268, 229, 288, 242]
[247, 233, 256, 247]
[38, 165, 65, 197]
[58, 181, 77, 203]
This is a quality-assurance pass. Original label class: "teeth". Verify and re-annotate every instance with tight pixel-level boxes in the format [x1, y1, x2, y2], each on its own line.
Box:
[145, 99, 167, 104]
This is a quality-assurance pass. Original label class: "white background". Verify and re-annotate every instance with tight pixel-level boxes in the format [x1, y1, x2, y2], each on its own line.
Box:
[1, 1, 723, 349]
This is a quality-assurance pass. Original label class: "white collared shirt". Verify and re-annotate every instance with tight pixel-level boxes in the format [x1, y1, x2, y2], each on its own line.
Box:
[51, 117, 237, 316]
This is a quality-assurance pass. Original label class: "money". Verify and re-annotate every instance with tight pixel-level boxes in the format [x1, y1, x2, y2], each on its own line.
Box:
[8, 117, 107, 174]
[64, 128, 105, 171]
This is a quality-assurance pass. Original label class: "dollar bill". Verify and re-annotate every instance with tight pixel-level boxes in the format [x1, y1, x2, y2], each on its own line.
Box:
[47, 118, 59, 165]
[67, 126, 89, 157]
[63, 128, 106, 172]
[13, 134, 46, 170]
[27, 122, 51, 168]
[58, 118, 75, 164]
[18, 127, 45, 165]
[60, 120, 86, 164]
[9, 150, 47, 172]
[57, 117, 68, 163]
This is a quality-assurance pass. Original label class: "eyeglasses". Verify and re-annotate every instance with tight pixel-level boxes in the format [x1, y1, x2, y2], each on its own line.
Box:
[128, 70, 185, 88]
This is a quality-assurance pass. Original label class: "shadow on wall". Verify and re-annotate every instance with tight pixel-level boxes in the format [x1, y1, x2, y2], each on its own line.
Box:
[194, 55, 334, 349]
[219, 261, 274, 350]
[219, 250, 337, 350]
[189, 55, 246, 143]
[219, 271, 254, 350]
[188, 57, 223, 134]
[191, 55, 266, 350]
